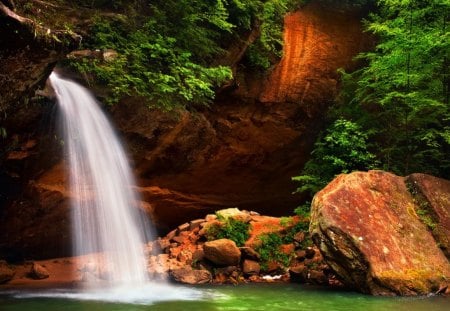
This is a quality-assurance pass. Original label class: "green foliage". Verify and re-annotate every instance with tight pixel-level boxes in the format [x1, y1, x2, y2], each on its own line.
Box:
[294, 202, 311, 219]
[206, 218, 250, 247]
[256, 233, 291, 271]
[292, 0, 449, 201]
[348, 0, 450, 177]
[68, 0, 304, 107]
[293, 118, 379, 196]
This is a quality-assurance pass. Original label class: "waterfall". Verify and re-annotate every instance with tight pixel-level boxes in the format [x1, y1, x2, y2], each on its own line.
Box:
[50, 72, 150, 286]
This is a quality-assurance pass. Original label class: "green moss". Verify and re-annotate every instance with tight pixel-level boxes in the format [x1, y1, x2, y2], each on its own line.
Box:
[256, 233, 292, 271]
[206, 218, 250, 247]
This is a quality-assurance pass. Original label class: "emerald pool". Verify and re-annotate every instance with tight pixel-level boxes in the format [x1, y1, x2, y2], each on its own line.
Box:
[1, 284, 448, 311]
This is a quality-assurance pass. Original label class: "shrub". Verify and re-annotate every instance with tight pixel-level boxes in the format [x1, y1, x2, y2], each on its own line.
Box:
[206, 218, 250, 247]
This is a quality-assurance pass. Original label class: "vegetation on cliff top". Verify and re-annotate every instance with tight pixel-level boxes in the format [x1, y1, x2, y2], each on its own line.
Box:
[66, 0, 304, 108]
[294, 0, 450, 198]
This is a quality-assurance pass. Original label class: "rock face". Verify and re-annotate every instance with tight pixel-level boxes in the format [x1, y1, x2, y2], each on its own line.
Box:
[0, 1, 372, 259]
[311, 170, 450, 296]
[406, 173, 450, 258]
[204, 239, 241, 266]
[105, 1, 371, 231]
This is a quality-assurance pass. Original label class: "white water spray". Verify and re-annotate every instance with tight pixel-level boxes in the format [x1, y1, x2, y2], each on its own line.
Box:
[50, 72, 150, 286]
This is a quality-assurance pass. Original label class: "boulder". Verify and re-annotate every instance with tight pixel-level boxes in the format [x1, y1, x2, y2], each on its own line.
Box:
[203, 239, 241, 266]
[242, 260, 260, 275]
[310, 170, 450, 296]
[170, 268, 212, 285]
[30, 262, 50, 279]
[0, 260, 15, 284]
[406, 173, 450, 258]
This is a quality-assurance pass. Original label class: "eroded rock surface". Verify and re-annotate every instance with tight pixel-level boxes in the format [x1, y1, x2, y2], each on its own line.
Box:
[311, 170, 450, 296]
[406, 173, 450, 258]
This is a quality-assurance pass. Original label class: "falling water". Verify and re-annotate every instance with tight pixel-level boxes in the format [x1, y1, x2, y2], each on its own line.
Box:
[50, 72, 150, 286]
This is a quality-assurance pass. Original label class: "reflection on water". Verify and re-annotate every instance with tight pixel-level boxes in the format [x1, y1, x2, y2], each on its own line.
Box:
[1, 284, 448, 311]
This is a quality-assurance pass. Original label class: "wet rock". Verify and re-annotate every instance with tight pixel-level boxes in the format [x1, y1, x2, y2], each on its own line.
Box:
[311, 170, 450, 296]
[406, 173, 450, 258]
[204, 239, 241, 266]
[0, 260, 15, 284]
[170, 268, 212, 284]
[293, 232, 305, 243]
[30, 262, 49, 279]
[242, 260, 260, 275]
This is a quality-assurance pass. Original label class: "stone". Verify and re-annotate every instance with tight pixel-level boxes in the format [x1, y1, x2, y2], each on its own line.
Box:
[308, 270, 328, 285]
[295, 250, 306, 260]
[0, 260, 15, 284]
[192, 249, 205, 262]
[293, 232, 305, 243]
[204, 239, 241, 266]
[406, 173, 450, 258]
[216, 208, 251, 223]
[157, 238, 171, 252]
[166, 229, 178, 241]
[189, 219, 205, 230]
[30, 262, 49, 280]
[170, 268, 212, 284]
[310, 170, 450, 295]
[205, 214, 217, 222]
[177, 223, 190, 232]
[305, 247, 315, 259]
[242, 260, 260, 275]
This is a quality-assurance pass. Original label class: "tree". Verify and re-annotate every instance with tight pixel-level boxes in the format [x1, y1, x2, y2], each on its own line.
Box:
[354, 0, 450, 176]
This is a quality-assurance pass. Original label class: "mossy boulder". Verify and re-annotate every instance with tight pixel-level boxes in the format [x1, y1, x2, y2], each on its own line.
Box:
[310, 170, 450, 296]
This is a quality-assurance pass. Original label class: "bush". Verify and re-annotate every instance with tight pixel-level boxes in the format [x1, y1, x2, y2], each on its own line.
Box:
[206, 218, 250, 247]
[256, 233, 292, 271]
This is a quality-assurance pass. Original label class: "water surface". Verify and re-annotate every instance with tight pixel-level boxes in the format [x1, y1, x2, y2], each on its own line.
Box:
[1, 284, 448, 311]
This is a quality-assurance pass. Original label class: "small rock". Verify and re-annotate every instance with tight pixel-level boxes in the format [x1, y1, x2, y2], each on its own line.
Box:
[166, 229, 178, 240]
[305, 247, 315, 259]
[205, 214, 217, 222]
[243, 260, 260, 275]
[30, 263, 49, 280]
[189, 219, 205, 230]
[172, 235, 185, 244]
[204, 239, 241, 266]
[157, 238, 171, 252]
[308, 270, 328, 285]
[170, 268, 212, 284]
[295, 250, 306, 260]
[178, 223, 190, 232]
[293, 232, 305, 243]
[0, 261, 15, 284]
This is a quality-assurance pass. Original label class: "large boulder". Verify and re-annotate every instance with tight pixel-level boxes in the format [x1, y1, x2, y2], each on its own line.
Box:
[406, 173, 450, 258]
[203, 239, 241, 266]
[310, 170, 450, 296]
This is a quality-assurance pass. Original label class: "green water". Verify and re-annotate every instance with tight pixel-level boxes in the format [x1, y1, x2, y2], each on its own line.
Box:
[1, 284, 449, 311]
